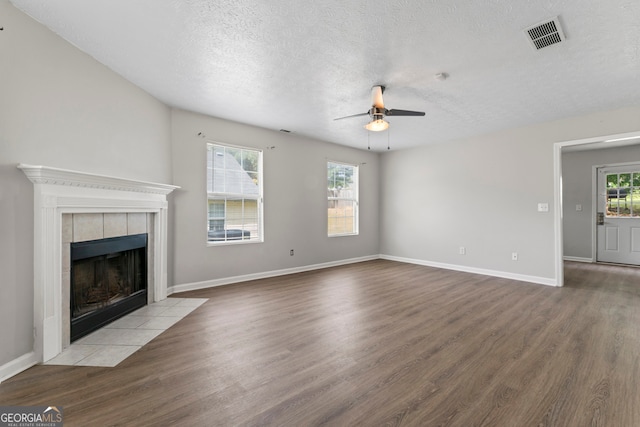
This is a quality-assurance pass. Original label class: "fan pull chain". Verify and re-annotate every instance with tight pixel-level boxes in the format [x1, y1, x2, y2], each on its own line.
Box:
[387, 127, 391, 150]
[367, 131, 370, 150]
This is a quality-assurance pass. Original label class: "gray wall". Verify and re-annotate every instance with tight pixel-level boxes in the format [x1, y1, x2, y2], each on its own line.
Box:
[170, 109, 380, 286]
[0, 2, 172, 367]
[380, 107, 640, 282]
[562, 144, 640, 259]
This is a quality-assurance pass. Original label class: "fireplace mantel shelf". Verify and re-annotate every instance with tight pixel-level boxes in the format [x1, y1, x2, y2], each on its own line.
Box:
[18, 164, 179, 195]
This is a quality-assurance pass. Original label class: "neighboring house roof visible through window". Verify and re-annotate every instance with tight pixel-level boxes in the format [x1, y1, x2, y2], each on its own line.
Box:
[208, 151, 259, 196]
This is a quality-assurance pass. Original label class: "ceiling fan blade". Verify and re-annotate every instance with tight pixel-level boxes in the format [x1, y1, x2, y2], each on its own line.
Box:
[334, 112, 369, 121]
[386, 109, 425, 117]
[371, 85, 385, 109]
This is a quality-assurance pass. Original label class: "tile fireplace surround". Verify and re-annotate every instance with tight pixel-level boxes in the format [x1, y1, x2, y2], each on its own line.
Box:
[18, 164, 179, 364]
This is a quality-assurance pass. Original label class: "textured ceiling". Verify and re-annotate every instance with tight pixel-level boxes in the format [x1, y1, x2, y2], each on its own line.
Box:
[9, 0, 640, 151]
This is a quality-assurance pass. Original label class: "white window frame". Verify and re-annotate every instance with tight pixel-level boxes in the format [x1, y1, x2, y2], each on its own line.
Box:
[207, 142, 264, 245]
[327, 161, 359, 237]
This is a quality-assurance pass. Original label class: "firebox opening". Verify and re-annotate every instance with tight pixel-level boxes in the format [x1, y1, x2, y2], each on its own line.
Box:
[70, 233, 148, 342]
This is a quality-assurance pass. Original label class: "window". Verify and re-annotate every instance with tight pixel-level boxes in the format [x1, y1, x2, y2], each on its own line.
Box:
[606, 171, 640, 217]
[207, 143, 263, 243]
[327, 161, 359, 236]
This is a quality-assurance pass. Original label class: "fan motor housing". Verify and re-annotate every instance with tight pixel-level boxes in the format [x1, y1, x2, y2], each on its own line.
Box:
[369, 107, 387, 118]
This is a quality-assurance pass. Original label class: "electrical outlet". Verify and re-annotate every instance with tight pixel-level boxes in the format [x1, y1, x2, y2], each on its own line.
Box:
[459, 246, 466, 255]
[511, 252, 518, 261]
[290, 249, 294, 256]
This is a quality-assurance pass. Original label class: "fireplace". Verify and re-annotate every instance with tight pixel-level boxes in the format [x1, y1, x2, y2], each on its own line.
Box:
[19, 163, 179, 363]
[71, 234, 148, 341]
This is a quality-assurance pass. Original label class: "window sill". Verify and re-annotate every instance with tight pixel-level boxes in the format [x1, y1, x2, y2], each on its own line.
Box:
[206, 239, 264, 247]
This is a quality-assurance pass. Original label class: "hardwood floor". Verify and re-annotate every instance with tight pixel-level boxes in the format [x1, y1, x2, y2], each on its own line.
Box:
[2, 260, 640, 426]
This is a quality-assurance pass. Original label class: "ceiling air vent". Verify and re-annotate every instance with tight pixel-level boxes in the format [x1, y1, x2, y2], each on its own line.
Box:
[524, 16, 565, 50]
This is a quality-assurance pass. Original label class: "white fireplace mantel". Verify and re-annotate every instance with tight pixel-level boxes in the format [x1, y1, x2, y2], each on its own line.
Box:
[18, 164, 179, 362]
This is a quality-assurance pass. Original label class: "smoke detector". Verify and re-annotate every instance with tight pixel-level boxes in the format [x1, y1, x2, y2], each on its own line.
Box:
[524, 16, 566, 50]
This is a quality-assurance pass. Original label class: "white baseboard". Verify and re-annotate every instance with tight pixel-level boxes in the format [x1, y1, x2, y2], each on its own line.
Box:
[380, 254, 558, 287]
[0, 352, 38, 384]
[563, 256, 593, 263]
[169, 252, 562, 296]
[168, 255, 380, 295]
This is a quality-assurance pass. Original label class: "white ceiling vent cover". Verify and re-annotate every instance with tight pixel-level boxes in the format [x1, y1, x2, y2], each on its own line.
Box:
[524, 17, 566, 50]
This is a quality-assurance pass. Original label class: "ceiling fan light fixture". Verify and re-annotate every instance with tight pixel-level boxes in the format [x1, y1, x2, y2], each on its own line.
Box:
[364, 119, 389, 132]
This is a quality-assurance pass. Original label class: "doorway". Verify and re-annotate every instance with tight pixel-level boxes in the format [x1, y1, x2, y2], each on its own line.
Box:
[553, 131, 640, 286]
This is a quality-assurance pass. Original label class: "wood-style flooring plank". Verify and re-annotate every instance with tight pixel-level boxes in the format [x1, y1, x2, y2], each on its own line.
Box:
[2, 260, 640, 426]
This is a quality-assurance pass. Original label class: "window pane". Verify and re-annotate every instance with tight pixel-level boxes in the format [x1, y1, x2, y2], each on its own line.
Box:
[343, 167, 354, 190]
[243, 199, 259, 239]
[209, 199, 225, 217]
[242, 150, 259, 173]
[620, 173, 631, 188]
[211, 147, 226, 193]
[226, 147, 240, 164]
[246, 171, 259, 188]
[225, 197, 244, 228]
[328, 217, 345, 235]
[327, 163, 339, 189]
[227, 170, 244, 194]
[336, 165, 345, 188]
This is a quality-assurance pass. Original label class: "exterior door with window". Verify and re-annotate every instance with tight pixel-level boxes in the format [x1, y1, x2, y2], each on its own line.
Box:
[596, 165, 640, 265]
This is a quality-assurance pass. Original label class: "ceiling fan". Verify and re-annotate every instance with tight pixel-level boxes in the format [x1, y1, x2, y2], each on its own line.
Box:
[334, 85, 425, 131]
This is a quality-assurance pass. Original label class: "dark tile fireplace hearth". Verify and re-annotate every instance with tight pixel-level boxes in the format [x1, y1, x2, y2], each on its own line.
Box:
[71, 233, 148, 341]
